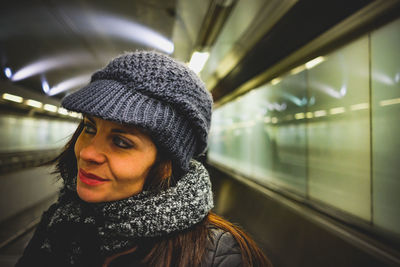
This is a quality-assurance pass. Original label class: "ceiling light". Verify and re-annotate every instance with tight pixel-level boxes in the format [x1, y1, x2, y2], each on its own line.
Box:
[314, 110, 327, 117]
[379, 98, 400, 106]
[48, 74, 90, 96]
[305, 56, 325, 69]
[290, 65, 306, 75]
[2, 93, 23, 103]
[25, 99, 43, 108]
[271, 78, 282, 85]
[42, 78, 50, 94]
[188, 51, 210, 74]
[330, 107, 346, 114]
[58, 108, 69, 115]
[101, 16, 174, 54]
[295, 113, 305, 119]
[4, 67, 12, 79]
[64, 8, 174, 54]
[350, 103, 369, 111]
[69, 112, 81, 118]
[43, 104, 58, 112]
[11, 52, 93, 81]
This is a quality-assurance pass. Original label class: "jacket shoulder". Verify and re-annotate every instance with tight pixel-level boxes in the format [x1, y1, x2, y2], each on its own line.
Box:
[202, 226, 243, 267]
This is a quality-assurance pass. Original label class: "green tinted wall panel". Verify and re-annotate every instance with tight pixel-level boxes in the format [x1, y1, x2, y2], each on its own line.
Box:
[208, 18, 400, 236]
[371, 18, 400, 234]
[249, 71, 308, 195]
[307, 36, 371, 220]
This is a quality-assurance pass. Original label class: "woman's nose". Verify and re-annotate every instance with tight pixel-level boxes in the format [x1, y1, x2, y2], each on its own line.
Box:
[79, 138, 106, 164]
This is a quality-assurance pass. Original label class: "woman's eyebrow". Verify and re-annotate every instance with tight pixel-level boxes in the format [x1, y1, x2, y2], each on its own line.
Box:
[111, 128, 144, 142]
[111, 128, 128, 134]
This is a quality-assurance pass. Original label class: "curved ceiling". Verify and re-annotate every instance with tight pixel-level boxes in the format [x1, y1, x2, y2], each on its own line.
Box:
[2, 0, 396, 111]
[1, 0, 177, 99]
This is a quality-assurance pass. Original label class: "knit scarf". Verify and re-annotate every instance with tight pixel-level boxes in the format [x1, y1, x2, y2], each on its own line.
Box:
[38, 160, 213, 265]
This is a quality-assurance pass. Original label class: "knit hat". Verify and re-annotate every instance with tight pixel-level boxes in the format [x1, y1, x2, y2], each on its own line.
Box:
[61, 51, 213, 174]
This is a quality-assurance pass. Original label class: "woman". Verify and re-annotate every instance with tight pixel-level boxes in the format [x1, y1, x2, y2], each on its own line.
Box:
[16, 51, 272, 267]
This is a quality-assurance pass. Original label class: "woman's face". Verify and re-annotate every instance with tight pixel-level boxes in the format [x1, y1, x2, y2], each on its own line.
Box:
[74, 116, 157, 203]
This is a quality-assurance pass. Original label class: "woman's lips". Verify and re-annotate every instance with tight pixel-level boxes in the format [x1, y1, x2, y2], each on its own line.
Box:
[79, 169, 109, 186]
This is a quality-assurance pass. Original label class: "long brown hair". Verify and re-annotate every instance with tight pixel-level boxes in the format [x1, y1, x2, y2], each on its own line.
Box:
[52, 120, 272, 267]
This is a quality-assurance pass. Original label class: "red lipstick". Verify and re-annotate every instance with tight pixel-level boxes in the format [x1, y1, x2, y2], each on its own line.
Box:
[79, 169, 109, 186]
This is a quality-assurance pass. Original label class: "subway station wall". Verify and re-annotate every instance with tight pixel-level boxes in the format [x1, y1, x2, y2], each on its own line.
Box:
[0, 114, 77, 152]
[208, 18, 400, 237]
[0, 115, 77, 222]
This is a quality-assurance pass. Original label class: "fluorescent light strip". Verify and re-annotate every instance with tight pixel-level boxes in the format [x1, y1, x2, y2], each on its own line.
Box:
[2, 93, 82, 118]
[380, 98, 400, 106]
[290, 65, 306, 75]
[58, 107, 69, 115]
[271, 78, 282, 85]
[69, 112, 82, 118]
[306, 112, 313, 119]
[295, 113, 305, 119]
[43, 104, 58, 112]
[25, 99, 43, 108]
[350, 103, 369, 111]
[188, 52, 210, 74]
[330, 107, 346, 115]
[11, 52, 92, 81]
[48, 74, 90, 96]
[314, 110, 327, 117]
[4, 67, 12, 78]
[2, 93, 23, 103]
[305, 56, 325, 69]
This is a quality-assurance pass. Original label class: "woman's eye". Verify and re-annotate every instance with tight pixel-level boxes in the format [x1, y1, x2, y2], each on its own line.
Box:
[83, 123, 96, 134]
[113, 136, 133, 149]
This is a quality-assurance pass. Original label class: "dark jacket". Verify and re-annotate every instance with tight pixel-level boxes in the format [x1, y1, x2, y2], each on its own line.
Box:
[201, 227, 243, 267]
[106, 227, 243, 267]
[17, 222, 243, 267]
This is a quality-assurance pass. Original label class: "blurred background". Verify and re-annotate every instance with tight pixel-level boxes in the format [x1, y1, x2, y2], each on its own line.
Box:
[1, 0, 400, 266]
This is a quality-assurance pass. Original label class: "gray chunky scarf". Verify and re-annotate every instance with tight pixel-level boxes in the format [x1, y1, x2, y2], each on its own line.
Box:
[39, 160, 213, 265]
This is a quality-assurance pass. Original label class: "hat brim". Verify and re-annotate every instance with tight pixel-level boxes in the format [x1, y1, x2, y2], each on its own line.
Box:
[61, 79, 196, 173]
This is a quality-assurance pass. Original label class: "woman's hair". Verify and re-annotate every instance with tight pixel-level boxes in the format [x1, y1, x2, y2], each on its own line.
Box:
[51, 121, 271, 267]
[140, 212, 272, 267]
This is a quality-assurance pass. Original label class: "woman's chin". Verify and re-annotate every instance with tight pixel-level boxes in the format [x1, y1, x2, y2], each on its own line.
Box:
[76, 183, 106, 203]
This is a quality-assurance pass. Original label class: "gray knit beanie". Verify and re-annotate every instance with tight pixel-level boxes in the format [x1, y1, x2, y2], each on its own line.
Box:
[61, 51, 213, 174]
